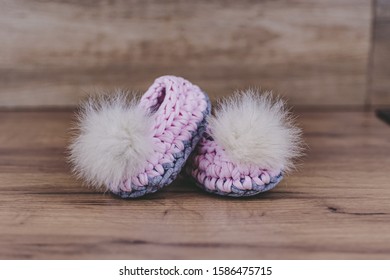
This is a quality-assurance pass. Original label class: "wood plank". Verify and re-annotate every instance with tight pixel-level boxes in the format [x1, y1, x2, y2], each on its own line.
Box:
[0, 109, 389, 259]
[377, 0, 390, 19]
[0, 0, 371, 107]
[370, 0, 390, 105]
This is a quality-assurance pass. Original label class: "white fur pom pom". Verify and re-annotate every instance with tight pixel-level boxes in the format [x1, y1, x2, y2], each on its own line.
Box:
[209, 89, 303, 172]
[69, 91, 154, 190]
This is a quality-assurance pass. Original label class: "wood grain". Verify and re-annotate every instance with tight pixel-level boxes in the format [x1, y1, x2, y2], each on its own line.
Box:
[0, 109, 390, 259]
[0, 0, 371, 107]
[370, 0, 390, 105]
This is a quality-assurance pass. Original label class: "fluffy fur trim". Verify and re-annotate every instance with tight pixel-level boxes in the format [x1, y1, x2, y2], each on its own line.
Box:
[208, 89, 303, 172]
[68, 91, 154, 191]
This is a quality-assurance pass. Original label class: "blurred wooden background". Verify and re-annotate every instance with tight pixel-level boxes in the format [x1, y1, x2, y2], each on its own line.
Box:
[0, 0, 388, 108]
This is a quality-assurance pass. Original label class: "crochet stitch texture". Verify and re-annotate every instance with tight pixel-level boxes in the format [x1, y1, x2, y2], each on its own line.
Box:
[187, 131, 283, 197]
[113, 76, 210, 198]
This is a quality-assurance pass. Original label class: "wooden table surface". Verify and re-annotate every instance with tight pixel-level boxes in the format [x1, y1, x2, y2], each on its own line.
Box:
[0, 109, 389, 259]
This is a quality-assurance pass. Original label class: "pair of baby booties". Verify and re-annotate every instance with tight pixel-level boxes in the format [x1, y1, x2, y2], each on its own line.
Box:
[69, 75, 302, 198]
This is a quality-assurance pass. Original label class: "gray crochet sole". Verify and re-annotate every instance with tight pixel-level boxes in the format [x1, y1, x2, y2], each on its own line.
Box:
[112, 94, 211, 198]
[193, 172, 283, 197]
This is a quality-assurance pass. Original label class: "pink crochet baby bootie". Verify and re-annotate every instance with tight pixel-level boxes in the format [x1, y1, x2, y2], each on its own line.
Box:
[69, 75, 210, 198]
[187, 90, 303, 197]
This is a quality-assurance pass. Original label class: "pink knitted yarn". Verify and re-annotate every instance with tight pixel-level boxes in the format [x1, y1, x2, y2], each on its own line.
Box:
[188, 130, 282, 195]
[112, 75, 209, 196]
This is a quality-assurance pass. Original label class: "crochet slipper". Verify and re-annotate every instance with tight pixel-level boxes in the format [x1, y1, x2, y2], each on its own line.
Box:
[69, 75, 211, 198]
[186, 90, 303, 197]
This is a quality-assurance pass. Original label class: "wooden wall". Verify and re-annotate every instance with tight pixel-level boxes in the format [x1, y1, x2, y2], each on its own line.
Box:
[0, 0, 384, 108]
[370, 0, 390, 106]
